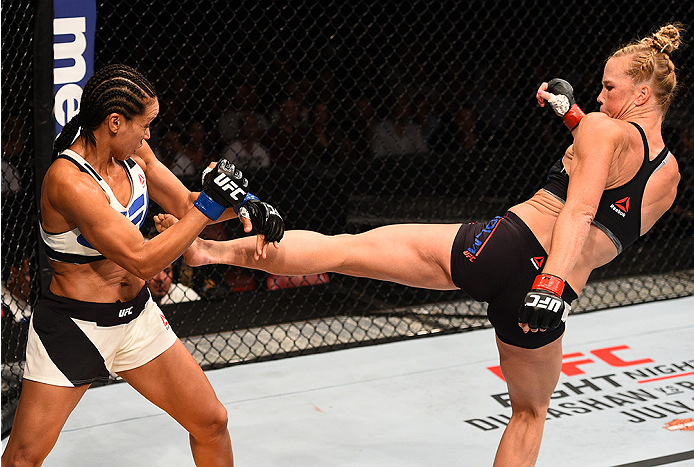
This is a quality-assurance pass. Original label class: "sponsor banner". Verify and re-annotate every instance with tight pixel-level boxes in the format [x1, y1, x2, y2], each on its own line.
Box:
[468, 344, 694, 432]
[54, 0, 96, 135]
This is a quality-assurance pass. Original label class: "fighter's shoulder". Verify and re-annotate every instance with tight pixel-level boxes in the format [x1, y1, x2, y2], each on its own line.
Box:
[578, 112, 628, 134]
[575, 113, 630, 146]
[131, 141, 155, 172]
[43, 158, 107, 213]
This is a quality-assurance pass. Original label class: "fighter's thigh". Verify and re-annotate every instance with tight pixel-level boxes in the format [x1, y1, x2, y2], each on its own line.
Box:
[117, 339, 224, 427]
[495, 335, 563, 411]
[342, 223, 461, 290]
[3, 380, 89, 459]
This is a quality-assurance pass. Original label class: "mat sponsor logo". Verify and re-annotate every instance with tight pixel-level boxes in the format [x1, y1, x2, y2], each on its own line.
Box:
[465, 344, 694, 432]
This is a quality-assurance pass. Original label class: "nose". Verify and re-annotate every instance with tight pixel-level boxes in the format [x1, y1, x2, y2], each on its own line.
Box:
[144, 127, 151, 140]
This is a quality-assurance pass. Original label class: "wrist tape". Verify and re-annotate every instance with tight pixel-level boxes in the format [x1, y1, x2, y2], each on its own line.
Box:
[532, 273, 565, 297]
[563, 104, 586, 131]
[194, 191, 226, 220]
[233, 192, 259, 214]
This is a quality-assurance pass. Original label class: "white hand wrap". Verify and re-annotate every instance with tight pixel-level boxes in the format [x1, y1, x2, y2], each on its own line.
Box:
[548, 93, 570, 117]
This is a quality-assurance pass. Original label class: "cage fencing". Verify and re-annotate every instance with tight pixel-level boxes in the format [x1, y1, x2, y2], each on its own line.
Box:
[2, 0, 693, 435]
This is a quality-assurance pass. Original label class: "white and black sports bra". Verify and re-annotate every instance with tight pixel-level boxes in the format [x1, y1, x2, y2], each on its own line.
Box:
[40, 150, 149, 264]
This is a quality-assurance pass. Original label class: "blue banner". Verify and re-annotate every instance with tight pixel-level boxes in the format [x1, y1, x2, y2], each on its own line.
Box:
[53, 0, 96, 135]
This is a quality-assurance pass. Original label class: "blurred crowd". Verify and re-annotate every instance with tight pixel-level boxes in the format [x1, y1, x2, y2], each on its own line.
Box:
[2, 53, 694, 305]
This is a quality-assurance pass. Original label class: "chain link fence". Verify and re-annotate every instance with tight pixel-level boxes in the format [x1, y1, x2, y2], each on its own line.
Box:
[2, 0, 40, 431]
[3, 0, 693, 434]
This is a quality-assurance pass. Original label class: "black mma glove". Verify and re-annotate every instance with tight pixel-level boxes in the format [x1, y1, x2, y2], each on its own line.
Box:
[194, 159, 254, 220]
[545, 78, 586, 131]
[238, 199, 285, 243]
[518, 273, 571, 331]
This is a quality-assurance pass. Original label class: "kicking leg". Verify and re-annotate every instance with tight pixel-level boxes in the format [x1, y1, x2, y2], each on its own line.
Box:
[492, 335, 563, 467]
[190, 224, 463, 290]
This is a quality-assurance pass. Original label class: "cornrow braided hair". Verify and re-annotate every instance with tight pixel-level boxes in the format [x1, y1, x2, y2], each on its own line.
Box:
[53, 64, 158, 159]
[610, 23, 684, 114]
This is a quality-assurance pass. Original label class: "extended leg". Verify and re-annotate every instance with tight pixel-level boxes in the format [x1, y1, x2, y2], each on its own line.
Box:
[492, 335, 563, 467]
[191, 224, 463, 290]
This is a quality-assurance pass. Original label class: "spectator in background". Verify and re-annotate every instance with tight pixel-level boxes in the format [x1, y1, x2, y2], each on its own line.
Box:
[263, 95, 311, 166]
[2, 158, 21, 195]
[170, 121, 211, 184]
[217, 83, 269, 145]
[370, 94, 429, 158]
[1, 256, 32, 323]
[307, 101, 353, 164]
[148, 92, 185, 150]
[153, 127, 184, 172]
[412, 94, 444, 149]
[669, 123, 694, 229]
[222, 113, 271, 171]
[346, 95, 377, 159]
[450, 107, 479, 153]
[147, 261, 201, 305]
[2, 114, 27, 194]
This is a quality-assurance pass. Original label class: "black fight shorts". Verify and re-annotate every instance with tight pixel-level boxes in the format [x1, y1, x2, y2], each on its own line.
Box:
[450, 211, 577, 349]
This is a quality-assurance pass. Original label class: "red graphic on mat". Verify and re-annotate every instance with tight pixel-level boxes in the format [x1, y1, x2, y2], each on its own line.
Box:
[614, 197, 630, 213]
[664, 418, 694, 432]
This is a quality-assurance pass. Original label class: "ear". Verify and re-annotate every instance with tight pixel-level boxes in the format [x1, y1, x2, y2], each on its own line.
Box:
[633, 84, 651, 106]
[107, 113, 121, 133]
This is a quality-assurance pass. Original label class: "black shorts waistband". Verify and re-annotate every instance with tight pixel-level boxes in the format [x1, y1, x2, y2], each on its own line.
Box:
[39, 286, 151, 327]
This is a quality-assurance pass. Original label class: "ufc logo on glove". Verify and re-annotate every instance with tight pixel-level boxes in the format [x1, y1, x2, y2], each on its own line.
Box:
[213, 174, 246, 201]
[524, 293, 563, 312]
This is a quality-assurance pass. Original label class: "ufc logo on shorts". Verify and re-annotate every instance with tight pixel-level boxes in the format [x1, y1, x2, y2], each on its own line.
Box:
[524, 293, 562, 312]
[118, 306, 133, 318]
[213, 174, 246, 201]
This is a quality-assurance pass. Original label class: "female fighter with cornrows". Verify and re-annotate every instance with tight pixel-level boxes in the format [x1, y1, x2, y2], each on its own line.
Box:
[156, 24, 682, 466]
[2, 64, 283, 466]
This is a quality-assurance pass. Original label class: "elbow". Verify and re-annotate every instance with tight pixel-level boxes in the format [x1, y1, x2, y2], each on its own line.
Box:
[563, 204, 596, 225]
[137, 261, 165, 281]
[127, 255, 162, 281]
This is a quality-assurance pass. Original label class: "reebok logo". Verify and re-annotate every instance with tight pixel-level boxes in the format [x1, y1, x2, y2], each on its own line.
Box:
[118, 306, 133, 318]
[610, 196, 630, 217]
[531, 256, 545, 270]
[213, 173, 246, 201]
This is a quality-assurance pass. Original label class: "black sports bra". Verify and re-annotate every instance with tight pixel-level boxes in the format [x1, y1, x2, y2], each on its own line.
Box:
[542, 122, 671, 254]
